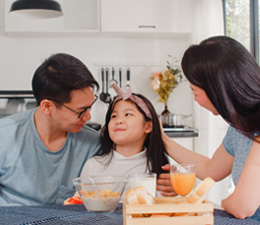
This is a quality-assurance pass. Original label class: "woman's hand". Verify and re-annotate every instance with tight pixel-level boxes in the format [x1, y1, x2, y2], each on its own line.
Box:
[157, 164, 177, 196]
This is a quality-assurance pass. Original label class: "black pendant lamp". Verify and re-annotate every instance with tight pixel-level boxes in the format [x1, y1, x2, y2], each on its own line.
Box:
[9, 0, 63, 19]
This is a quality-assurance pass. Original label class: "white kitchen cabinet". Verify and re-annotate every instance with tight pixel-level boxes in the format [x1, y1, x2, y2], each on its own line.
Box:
[5, 0, 192, 36]
[101, 0, 192, 34]
[5, 0, 99, 35]
[172, 137, 193, 150]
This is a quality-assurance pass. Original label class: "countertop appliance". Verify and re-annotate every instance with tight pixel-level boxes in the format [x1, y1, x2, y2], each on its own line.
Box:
[0, 90, 36, 119]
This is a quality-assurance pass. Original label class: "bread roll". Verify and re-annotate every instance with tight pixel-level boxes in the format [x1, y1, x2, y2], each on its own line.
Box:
[125, 186, 155, 205]
[150, 213, 174, 217]
[125, 188, 139, 205]
[134, 186, 155, 205]
[125, 186, 155, 217]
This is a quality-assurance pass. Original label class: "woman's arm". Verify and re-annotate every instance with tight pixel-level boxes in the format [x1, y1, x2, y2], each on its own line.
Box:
[162, 132, 233, 181]
[222, 138, 260, 219]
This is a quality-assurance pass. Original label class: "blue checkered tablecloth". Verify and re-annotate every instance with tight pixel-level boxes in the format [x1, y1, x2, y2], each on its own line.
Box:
[0, 204, 258, 225]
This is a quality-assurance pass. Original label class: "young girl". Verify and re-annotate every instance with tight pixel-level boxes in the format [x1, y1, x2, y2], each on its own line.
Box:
[64, 84, 173, 204]
[81, 83, 170, 178]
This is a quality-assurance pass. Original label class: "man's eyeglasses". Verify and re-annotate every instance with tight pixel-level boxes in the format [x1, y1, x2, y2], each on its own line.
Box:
[50, 94, 98, 119]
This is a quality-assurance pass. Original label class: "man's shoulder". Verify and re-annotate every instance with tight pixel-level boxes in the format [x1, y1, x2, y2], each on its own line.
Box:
[0, 110, 33, 128]
[69, 125, 102, 157]
[69, 125, 101, 148]
[78, 125, 100, 138]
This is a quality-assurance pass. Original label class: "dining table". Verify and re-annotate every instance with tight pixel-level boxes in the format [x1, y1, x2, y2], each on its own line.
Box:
[0, 203, 258, 225]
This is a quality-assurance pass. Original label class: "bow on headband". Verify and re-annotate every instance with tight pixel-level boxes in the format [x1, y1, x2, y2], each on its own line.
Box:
[112, 83, 152, 119]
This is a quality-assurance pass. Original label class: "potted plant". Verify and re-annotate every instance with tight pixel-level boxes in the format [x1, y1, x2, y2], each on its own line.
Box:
[150, 56, 183, 126]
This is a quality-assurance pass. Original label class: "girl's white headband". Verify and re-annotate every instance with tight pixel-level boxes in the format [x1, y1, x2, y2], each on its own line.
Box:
[111, 83, 152, 119]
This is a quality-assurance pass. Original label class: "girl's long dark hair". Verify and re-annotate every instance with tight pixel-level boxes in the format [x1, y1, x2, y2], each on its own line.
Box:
[100, 94, 169, 175]
[181, 36, 260, 138]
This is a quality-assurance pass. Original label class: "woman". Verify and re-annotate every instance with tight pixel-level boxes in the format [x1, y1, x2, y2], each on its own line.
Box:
[162, 36, 260, 221]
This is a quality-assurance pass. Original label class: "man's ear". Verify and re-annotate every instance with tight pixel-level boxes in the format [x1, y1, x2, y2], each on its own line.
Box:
[145, 120, 153, 134]
[40, 100, 54, 115]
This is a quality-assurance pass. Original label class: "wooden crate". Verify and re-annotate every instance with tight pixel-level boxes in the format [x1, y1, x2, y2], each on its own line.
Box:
[123, 197, 214, 225]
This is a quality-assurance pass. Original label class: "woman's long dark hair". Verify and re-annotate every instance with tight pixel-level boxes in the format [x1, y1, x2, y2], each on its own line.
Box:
[181, 36, 260, 138]
[100, 94, 169, 175]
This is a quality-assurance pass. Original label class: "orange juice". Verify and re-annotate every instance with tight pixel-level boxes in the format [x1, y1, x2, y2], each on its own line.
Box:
[170, 173, 196, 196]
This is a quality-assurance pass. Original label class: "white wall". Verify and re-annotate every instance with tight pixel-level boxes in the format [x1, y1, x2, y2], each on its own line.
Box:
[0, 1, 193, 126]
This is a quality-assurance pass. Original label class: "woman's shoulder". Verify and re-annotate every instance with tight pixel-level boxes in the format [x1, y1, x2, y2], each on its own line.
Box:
[225, 126, 245, 140]
[223, 126, 253, 156]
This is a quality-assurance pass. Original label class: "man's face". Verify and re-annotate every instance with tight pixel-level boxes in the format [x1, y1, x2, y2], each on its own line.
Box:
[51, 87, 97, 133]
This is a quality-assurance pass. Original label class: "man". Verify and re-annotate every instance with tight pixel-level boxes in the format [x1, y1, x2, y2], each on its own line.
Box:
[0, 53, 101, 205]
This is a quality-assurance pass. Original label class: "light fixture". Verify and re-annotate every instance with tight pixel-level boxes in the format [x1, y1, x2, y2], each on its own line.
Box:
[9, 0, 63, 19]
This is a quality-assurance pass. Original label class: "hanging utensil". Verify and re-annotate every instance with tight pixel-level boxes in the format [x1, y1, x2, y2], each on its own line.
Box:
[108, 67, 118, 100]
[119, 68, 122, 88]
[105, 68, 112, 104]
[126, 68, 131, 89]
[99, 68, 106, 103]
[109, 67, 118, 86]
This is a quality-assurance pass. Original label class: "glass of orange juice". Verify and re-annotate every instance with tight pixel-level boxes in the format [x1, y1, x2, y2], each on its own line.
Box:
[170, 164, 196, 196]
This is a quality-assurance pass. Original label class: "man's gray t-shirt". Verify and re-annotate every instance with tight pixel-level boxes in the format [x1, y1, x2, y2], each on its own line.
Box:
[0, 108, 101, 206]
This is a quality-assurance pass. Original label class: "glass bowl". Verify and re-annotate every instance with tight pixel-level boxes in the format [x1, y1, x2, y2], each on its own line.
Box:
[73, 176, 127, 211]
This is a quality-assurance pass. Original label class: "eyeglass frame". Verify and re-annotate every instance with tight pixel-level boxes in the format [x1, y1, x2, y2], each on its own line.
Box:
[49, 94, 98, 119]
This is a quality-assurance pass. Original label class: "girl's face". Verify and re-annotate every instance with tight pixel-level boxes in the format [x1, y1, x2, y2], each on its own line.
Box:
[190, 83, 219, 115]
[108, 100, 152, 147]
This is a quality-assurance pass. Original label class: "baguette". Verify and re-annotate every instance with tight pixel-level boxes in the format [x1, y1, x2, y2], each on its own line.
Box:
[125, 188, 139, 205]
[174, 177, 215, 217]
[186, 177, 215, 204]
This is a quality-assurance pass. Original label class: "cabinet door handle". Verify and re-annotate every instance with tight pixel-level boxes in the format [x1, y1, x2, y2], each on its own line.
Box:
[138, 25, 156, 29]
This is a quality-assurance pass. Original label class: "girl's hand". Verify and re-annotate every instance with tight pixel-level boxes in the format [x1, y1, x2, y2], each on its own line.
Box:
[157, 164, 177, 196]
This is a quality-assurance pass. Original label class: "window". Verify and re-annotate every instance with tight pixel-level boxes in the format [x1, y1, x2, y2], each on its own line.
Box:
[223, 0, 259, 63]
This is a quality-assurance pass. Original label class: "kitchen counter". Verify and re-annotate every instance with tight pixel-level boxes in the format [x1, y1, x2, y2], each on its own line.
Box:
[165, 130, 199, 138]
[163, 126, 199, 138]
